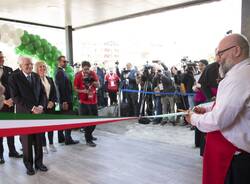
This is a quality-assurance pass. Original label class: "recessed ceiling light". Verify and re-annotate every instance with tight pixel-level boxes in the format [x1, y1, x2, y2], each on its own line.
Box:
[47, 5, 58, 8]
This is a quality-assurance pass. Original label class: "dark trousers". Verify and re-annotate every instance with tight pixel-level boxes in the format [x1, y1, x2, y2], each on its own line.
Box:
[225, 152, 250, 184]
[58, 103, 73, 143]
[194, 101, 206, 156]
[98, 87, 108, 107]
[127, 92, 139, 116]
[79, 104, 97, 142]
[154, 96, 162, 123]
[58, 130, 72, 143]
[41, 132, 54, 146]
[0, 137, 16, 156]
[21, 134, 43, 169]
[195, 127, 201, 147]
[108, 91, 118, 105]
[138, 93, 153, 116]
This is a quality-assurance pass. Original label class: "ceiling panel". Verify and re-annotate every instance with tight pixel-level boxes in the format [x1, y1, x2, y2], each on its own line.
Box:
[0, 0, 217, 28]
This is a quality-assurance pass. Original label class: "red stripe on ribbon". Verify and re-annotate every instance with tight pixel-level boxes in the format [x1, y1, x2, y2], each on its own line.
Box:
[0, 117, 137, 137]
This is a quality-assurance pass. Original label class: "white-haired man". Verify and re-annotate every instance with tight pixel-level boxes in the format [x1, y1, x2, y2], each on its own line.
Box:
[9, 56, 48, 175]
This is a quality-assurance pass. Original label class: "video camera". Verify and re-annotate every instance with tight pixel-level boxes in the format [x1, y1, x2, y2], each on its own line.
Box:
[142, 62, 154, 80]
[180, 56, 199, 74]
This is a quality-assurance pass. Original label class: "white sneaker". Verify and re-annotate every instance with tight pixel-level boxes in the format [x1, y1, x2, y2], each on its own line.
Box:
[49, 144, 57, 152]
[43, 146, 49, 154]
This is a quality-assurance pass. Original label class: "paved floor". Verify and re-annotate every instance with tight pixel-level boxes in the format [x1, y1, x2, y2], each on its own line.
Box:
[0, 120, 202, 184]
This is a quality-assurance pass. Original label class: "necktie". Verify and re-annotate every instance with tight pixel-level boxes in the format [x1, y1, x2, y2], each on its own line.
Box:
[27, 75, 32, 84]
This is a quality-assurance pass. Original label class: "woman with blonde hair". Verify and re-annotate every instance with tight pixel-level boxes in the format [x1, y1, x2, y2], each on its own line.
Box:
[35, 61, 57, 153]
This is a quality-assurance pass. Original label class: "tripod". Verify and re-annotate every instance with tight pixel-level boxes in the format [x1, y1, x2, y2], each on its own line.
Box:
[138, 78, 153, 124]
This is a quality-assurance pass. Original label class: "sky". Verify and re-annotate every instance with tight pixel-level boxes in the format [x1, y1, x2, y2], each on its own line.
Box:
[0, 0, 242, 70]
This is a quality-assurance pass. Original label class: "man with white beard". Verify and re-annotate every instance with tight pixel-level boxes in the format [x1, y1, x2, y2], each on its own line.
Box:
[186, 33, 250, 184]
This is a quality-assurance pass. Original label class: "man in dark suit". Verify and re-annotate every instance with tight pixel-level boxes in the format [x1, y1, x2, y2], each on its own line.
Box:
[0, 51, 22, 164]
[0, 83, 4, 109]
[9, 56, 48, 175]
[55, 56, 79, 145]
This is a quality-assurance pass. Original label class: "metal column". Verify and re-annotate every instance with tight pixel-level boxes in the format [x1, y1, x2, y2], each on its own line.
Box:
[241, 0, 250, 40]
[65, 25, 73, 66]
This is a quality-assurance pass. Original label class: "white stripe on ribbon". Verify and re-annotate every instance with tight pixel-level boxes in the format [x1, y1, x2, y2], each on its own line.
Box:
[0, 117, 132, 129]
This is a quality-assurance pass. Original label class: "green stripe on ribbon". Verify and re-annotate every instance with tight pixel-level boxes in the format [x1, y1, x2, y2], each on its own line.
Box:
[0, 112, 121, 120]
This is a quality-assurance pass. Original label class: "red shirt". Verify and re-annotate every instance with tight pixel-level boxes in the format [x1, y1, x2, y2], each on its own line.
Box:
[74, 71, 99, 104]
[105, 73, 120, 92]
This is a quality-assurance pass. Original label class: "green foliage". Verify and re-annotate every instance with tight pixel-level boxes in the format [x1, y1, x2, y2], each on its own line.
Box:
[15, 30, 79, 110]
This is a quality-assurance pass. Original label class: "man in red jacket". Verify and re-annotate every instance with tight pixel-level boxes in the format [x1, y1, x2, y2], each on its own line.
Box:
[74, 61, 100, 147]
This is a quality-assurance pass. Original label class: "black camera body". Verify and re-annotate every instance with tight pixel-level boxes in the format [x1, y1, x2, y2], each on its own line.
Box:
[83, 75, 94, 88]
[142, 64, 154, 79]
[181, 57, 199, 74]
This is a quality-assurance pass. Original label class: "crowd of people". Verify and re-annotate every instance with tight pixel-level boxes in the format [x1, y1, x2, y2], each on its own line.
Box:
[0, 47, 218, 173]
[0, 54, 103, 175]
[0, 33, 250, 184]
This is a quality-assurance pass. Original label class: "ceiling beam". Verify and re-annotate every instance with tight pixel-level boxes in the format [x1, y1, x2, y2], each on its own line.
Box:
[74, 0, 221, 30]
[0, 17, 65, 30]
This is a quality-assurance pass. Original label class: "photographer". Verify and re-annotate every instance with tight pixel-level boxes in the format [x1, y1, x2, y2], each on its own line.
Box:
[137, 64, 154, 116]
[121, 62, 139, 116]
[93, 63, 107, 107]
[74, 61, 100, 147]
[152, 68, 163, 124]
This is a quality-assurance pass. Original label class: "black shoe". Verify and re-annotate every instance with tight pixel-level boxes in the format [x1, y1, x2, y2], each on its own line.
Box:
[9, 152, 23, 158]
[35, 164, 48, 172]
[65, 140, 79, 145]
[0, 156, 5, 164]
[190, 125, 195, 130]
[58, 139, 65, 143]
[169, 121, 176, 126]
[86, 141, 96, 147]
[91, 136, 97, 141]
[152, 121, 161, 125]
[26, 168, 35, 175]
[179, 122, 188, 126]
[160, 120, 168, 126]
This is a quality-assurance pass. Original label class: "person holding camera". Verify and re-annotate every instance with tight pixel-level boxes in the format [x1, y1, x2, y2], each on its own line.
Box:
[74, 61, 100, 147]
[121, 62, 139, 116]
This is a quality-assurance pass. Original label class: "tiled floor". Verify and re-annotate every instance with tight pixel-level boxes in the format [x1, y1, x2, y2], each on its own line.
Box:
[0, 120, 202, 184]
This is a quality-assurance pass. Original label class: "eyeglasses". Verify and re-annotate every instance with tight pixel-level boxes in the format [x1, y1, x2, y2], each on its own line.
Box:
[216, 45, 237, 57]
[61, 60, 68, 63]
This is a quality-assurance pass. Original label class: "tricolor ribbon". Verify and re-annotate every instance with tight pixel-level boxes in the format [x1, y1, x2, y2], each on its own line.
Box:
[0, 113, 137, 137]
[0, 110, 192, 137]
